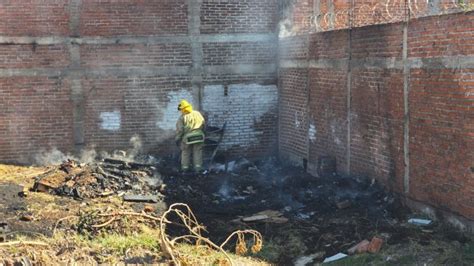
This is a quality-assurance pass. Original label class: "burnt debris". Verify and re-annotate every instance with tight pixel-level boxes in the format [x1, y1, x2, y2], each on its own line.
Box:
[33, 156, 164, 200]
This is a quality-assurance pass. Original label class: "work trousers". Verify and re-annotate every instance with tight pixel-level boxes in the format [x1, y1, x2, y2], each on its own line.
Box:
[180, 142, 203, 171]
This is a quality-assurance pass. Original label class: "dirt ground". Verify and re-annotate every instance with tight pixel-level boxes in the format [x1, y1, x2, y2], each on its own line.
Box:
[0, 157, 473, 265]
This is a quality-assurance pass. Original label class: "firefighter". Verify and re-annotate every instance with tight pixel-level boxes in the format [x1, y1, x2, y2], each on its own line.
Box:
[175, 100, 205, 174]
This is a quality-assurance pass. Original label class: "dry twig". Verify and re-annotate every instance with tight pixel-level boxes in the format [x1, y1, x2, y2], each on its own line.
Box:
[0, 241, 48, 247]
[159, 203, 264, 266]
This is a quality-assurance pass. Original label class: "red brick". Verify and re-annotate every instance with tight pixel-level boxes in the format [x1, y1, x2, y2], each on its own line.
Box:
[368, 237, 384, 253]
[279, 68, 309, 160]
[80, 44, 193, 68]
[0, 1, 69, 36]
[308, 68, 349, 174]
[409, 12, 474, 57]
[202, 42, 276, 66]
[0, 77, 74, 163]
[80, 0, 188, 36]
[0, 45, 70, 69]
[347, 239, 370, 254]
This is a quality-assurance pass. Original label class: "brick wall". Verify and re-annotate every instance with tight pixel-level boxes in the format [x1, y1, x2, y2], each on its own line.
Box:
[203, 84, 278, 157]
[80, 0, 189, 36]
[200, 0, 278, 34]
[0, 1, 69, 36]
[407, 13, 474, 220]
[0, 77, 74, 162]
[278, 35, 309, 164]
[278, 68, 309, 164]
[82, 76, 193, 153]
[279, 11, 474, 222]
[202, 42, 276, 65]
[80, 44, 193, 68]
[308, 68, 349, 174]
[0, 44, 70, 69]
[0, 0, 279, 164]
[350, 68, 404, 191]
[279, 0, 468, 36]
[349, 24, 405, 192]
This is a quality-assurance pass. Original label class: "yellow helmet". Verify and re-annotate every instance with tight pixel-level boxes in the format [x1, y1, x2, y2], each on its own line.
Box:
[178, 100, 193, 114]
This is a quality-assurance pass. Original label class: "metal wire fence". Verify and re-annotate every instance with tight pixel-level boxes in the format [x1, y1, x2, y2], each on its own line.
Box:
[309, 0, 473, 32]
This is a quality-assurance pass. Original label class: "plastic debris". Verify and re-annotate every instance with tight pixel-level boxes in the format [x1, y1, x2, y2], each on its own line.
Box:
[408, 218, 432, 226]
[242, 214, 269, 222]
[323, 253, 348, 263]
[123, 194, 159, 203]
[294, 252, 325, 266]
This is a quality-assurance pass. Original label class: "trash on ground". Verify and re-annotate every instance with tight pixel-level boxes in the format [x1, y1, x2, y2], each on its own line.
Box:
[347, 239, 370, 254]
[294, 252, 325, 266]
[408, 218, 433, 226]
[323, 253, 348, 263]
[368, 236, 384, 253]
[241, 210, 288, 223]
[32, 157, 162, 199]
[122, 194, 160, 203]
[242, 214, 269, 222]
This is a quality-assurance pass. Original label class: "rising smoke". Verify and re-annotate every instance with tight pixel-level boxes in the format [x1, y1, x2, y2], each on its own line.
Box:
[33, 134, 145, 166]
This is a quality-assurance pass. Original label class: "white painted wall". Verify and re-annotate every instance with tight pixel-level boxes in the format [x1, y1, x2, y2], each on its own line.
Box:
[203, 84, 278, 149]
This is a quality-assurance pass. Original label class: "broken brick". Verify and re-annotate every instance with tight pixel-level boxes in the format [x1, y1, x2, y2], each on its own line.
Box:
[20, 215, 34, 222]
[347, 239, 370, 254]
[368, 237, 384, 253]
[144, 204, 155, 213]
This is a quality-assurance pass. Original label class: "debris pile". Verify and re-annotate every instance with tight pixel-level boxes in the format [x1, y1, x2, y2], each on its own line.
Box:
[163, 157, 423, 264]
[1, 156, 471, 264]
[32, 157, 163, 200]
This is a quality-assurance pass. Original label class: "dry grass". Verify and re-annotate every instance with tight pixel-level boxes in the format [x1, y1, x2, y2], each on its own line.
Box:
[0, 164, 48, 184]
[1, 225, 270, 265]
[0, 163, 271, 265]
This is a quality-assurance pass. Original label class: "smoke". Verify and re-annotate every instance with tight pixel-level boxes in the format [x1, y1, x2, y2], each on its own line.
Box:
[33, 147, 99, 166]
[109, 134, 145, 161]
[278, 0, 296, 38]
[79, 148, 98, 164]
[127, 134, 142, 159]
[34, 148, 70, 166]
[279, 18, 294, 38]
[33, 135, 144, 166]
[218, 180, 231, 199]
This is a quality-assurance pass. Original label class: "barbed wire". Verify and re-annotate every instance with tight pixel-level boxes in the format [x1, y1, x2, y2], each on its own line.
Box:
[308, 0, 473, 32]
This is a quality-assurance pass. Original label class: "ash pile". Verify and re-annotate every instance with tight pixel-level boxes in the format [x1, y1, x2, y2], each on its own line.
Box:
[32, 155, 164, 202]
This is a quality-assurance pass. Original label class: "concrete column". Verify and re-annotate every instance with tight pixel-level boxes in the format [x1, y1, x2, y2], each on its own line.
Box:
[69, 0, 84, 151]
[327, 0, 335, 30]
[188, 0, 203, 110]
[346, 48, 352, 174]
[403, 21, 411, 194]
[346, 0, 354, 175]
[304, 35, 311, 166]
[312, 0, 321, 28]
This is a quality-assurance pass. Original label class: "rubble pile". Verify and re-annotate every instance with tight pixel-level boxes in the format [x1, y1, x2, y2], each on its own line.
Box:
[162, 158, 425, 264]
[32, 157, 164, 200]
